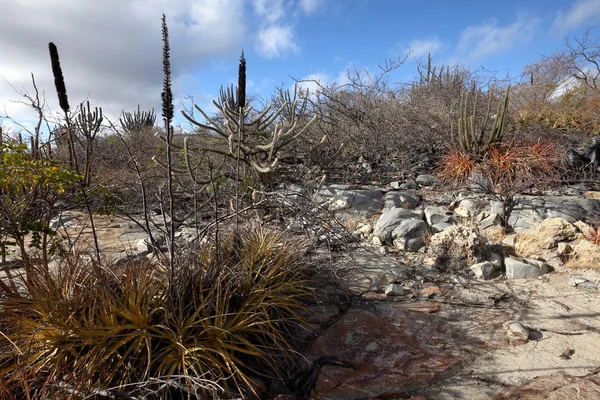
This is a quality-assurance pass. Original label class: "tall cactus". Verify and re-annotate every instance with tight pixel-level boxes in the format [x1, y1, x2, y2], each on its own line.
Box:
[451, 85, 511, 158]
[75, 101, 103, 185]
[120, 105, 156, 133]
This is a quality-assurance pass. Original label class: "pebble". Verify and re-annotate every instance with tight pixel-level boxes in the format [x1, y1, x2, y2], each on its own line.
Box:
[503, 321, 529, 340]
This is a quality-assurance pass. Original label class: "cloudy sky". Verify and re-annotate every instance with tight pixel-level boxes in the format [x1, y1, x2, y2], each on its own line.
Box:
[1, 0, 599, 134]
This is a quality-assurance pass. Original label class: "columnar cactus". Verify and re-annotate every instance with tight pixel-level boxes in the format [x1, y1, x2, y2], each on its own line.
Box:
[452, 86, 511, 158]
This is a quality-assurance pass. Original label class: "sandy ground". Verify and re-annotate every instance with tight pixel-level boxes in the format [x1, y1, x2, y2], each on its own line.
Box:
[417, 269, 600, 399]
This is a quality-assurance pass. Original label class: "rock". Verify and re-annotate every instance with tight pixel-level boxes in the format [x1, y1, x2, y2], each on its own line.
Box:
[468, 169, 494, 192]
[428, 225, 487, 269]
[487, 252, 504, 269]
[356, 223, 373, 236]
[317, 185, 384, 216]
[307, 304, 507, 400]
[374, 208, 422, 243]
[470, 261, 496, 280]
[384, 284, 404, 296]
[557, 242, 572, 255]
[569, 274, 598, 291]
[505, 257, 548, 279]
[502, 234, 517, 247]
[50, 214, 72, 229]
[507, 195, 600, 233]
[478, 213, 503, 230]
[453, 275, 469, 285]
[416, 174, 437, 186]
[424, 206, 455, 233]
[454, 198, 488, 218]
[391, 219, 428, 251]
[385, 192, 420, 210]
[371, 236, 383, 247]
[503, 320, 530, 340]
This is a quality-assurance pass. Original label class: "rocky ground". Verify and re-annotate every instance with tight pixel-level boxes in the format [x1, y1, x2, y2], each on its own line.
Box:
[2, 178, 600, 399]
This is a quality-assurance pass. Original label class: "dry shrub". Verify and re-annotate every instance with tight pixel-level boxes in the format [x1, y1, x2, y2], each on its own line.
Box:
[437, 140, 561, 193]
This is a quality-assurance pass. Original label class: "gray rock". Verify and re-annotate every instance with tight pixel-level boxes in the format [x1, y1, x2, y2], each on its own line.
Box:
[505, 257, 548, 279]
[391, 219, 428, 251]
[384, 284, 404, 296]
[487, 252, 504, 269]
[455, 198, 488, 218]
[385, 192, 420, 210]
[507, 195, 600, 233]
[557, 242, 573, 255]
[50, 214, 72, 229]
[317, 185, 384, 216]
[470, 261, 496, 280]
[503, 321, 529, 340]
[415, 174, 437, 187]
[570, 274, 598, 291]
[478, 213, 503, 230]
[374, 208, 422, 243]
[424, 206, 455, 233]
[502, 234, 517, 247]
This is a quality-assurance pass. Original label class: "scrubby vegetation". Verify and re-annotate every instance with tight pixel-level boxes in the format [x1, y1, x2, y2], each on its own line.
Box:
[1, 11, 600, 400]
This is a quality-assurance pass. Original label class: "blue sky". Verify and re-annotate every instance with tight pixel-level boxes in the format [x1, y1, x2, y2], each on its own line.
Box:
[1, 0, 599, 134]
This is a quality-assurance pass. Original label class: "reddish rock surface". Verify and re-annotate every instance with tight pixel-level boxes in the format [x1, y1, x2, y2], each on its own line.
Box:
[307, 301, 509, 399]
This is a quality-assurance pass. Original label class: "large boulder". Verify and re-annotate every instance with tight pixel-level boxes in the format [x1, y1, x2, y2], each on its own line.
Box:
[507, 195, 600, 233]
[514, 218, 581, 256]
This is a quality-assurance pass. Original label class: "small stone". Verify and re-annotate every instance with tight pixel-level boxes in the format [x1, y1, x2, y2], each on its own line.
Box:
[557, 347, 575, 360]
[415, 174, 437, 186]
[384, 284, 404, 296]
[357, 223, 373, 235]
[503, 321, 529, 340]
[453, 275, 469, 285]
[470, 261, 495, 280]
[570, 274, 588, 286]
[570, 274, 598, 291]
[557, 242, 573, 255]
[372, 236, 383, 246]
[502, 234, 517, 247]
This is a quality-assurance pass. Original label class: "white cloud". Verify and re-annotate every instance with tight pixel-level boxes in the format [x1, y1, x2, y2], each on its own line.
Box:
[457, 14, 541, 62]
[297, 73, 329, 95]
[251, 0, 286, 23]
[407, 38, 443, 59]
[552, 0, 600, 33]
[256, 25, 299, 58]
[0, 0, 245, 126]
[298, 0, 323, 15]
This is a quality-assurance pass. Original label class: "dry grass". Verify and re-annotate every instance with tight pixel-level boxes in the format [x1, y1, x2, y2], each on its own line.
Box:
[0, 226, 313, 399]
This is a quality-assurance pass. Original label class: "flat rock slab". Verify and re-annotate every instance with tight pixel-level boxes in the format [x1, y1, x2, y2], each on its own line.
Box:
[307, 301, 509, 399]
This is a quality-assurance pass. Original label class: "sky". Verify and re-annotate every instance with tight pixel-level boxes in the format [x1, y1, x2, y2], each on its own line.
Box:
[1, 0, 600, 136]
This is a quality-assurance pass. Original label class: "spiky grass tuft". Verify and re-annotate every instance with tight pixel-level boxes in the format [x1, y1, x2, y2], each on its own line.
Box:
[0, 226, 312, 399]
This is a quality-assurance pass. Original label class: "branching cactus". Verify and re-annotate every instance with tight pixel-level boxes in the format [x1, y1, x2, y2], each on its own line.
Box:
[452, 85, 511, 158]
[174, 51, 317, 178]
[120, 105, 156, 133]
[75, 101, 103, 185]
